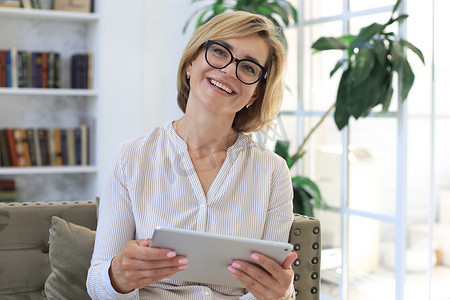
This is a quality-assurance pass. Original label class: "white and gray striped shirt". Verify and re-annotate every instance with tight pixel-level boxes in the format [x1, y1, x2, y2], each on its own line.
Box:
[87, 122, 294, 300]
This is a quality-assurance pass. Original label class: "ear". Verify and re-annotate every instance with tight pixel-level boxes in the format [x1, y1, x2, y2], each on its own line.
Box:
[247, 84, 262, 107]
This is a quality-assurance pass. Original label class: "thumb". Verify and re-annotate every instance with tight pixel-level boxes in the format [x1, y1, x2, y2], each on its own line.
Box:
[139, 237, 152, 247]
[282, 251, 297, 269]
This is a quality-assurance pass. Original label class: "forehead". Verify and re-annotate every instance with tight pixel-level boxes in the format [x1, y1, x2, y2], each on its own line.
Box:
[215, 34, 269, 65]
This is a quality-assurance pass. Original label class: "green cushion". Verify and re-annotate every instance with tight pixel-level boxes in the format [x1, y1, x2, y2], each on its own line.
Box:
[44, 216, 95, 300]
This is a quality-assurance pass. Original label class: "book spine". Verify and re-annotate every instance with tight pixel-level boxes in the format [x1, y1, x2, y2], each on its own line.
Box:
[38, 128, 49, 166]
[26, 128, 37, 166]
[0, 50, 7, 88]
[47, 52, 55, 88]
[79, 124, 89, 165]
[33, 128, 42, 166]
[13, 128, 31, 167]
[60, 129, 67, 165]
[66, 128, 76, 166]
[53, 128, 63, 166]
[54, 53, 61, 88]
[41, 52, 48, 89]
[6, 50, 12, 87]
[4, 129, 18, 167]
[0, 130, 11, 166]
[74, 127, 82, 165]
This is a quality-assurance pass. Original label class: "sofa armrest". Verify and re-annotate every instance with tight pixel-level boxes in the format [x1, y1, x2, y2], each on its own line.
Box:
[289, 214, 321, 299]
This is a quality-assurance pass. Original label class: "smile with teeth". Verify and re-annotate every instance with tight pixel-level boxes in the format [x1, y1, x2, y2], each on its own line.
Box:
[209, 79, 233, 94]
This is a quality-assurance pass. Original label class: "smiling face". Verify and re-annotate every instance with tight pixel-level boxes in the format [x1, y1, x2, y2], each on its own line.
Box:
[185, 34, 269, 119]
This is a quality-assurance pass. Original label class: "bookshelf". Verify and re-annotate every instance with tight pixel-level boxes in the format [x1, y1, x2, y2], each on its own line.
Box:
[0, 6, 99, 202]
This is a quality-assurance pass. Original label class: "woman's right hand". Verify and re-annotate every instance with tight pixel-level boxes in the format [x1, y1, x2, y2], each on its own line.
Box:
[109, 238, 188, 294]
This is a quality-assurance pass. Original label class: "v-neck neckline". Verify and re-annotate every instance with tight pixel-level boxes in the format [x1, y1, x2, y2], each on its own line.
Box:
[165, 121, 246, 201]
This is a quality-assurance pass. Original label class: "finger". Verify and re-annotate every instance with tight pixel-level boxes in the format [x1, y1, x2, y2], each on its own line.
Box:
[228, 259, 277, 289]
[282, 252, 297, 269]
[227, 264, 272, 298]
[139, 238, 152, 247]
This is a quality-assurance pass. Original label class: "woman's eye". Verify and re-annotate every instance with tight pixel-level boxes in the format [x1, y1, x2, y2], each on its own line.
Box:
[241, 63, 256, 75]
[212, 48, 227, 57]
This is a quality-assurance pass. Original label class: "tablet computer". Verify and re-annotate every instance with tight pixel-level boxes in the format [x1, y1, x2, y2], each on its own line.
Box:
[149, 226, 293, 288]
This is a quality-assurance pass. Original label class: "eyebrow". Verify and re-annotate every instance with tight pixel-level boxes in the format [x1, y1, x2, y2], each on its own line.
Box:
[217, 40, 263, 65]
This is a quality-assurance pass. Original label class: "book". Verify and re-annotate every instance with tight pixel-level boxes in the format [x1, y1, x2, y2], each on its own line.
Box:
[65, 128, 76, 165]
[0, 179, 15, 190]
[53, 128, 63, 166]
[0, 0, 21, 8]
[41, 52, 48, 88]
[53, 0, 91, 13]
[37, 128, 50, 166]
[0, 130, 11, 167]
[13, 128, 31, 166]
[31, 52, 42, 88]
[0, 50, 7, 87]
[54, 53, 61, 88]
[21, 0, 32, 9]
[79, 124, 89, 165]
[74, 126, 82, 165]
[26, 128, 38, 166]
[60, 129, 67, 165]
[4, 129, 18, 167]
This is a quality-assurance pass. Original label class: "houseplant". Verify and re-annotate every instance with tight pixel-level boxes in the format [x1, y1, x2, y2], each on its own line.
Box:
[183, 0, 297, 48]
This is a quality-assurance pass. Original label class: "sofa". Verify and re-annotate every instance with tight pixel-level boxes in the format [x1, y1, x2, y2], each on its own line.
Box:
[0, 200, 321, 299]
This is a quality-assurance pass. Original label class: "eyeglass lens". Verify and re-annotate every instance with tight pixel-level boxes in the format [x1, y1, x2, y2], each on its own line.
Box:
[206, 42, 264, 84]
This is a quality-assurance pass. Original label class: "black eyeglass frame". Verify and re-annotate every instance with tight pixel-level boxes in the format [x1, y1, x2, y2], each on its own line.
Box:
[204, 40, 267, 85]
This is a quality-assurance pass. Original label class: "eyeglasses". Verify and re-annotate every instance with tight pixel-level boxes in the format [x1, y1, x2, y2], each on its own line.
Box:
[204, 40, 267, 85]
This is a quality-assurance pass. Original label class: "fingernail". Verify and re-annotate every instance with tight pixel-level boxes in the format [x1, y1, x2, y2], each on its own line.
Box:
[178, 258, 188, 264]
[179, 264, 188, 270]
[231, 262, 241, 268]
[227, 266, 236, 273]
[167, 251, 176, 258]
[251, 253, 259, 261]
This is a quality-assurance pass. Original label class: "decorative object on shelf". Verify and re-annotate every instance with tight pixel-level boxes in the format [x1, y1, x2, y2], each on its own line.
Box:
[183, 0, 297, 48]
[53, 0, 92, 13]
[311, 0, 425, 130]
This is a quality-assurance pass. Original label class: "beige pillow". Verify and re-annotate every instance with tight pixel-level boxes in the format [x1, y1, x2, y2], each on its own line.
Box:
[45, 216, 95, 300]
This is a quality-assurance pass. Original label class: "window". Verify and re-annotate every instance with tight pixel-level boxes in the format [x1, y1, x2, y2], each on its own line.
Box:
[279, 0, 450, 299]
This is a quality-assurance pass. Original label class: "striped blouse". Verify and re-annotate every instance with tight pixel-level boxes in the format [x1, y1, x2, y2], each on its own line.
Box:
[87, 122, 294, 300]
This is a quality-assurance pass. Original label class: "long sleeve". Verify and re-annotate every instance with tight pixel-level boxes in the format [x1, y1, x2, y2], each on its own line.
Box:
[87, 144, 139, 300]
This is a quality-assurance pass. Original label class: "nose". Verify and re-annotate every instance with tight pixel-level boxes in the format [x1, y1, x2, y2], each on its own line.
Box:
[220, 59, 238, 79]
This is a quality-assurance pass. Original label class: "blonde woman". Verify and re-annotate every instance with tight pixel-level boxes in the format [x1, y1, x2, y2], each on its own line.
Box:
[88, 11, 296, 300]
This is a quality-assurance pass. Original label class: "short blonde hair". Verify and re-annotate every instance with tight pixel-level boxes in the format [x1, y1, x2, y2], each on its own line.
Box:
[177, 11, 287, 133]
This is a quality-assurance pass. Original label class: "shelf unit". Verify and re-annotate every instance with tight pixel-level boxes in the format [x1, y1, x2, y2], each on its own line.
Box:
[0, 7, 100, 202]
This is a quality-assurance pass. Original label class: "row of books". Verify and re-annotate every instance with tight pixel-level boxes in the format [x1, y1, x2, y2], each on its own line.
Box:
[0, 126, 90, 167]
[0, 49, 61, 88]
[0, 50, 93, 89]
[0, 179, 16, 202]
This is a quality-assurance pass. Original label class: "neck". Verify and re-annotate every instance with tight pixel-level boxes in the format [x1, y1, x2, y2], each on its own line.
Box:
[174, 115, 238, 153]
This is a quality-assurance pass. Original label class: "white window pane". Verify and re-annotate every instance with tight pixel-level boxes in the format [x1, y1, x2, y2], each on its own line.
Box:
[283, 27, 299, 111]
[302, 21, 343, 111]
[303, 0, 342, 20]
[350, 0, 395, 12]
[348, 118, 397, 215]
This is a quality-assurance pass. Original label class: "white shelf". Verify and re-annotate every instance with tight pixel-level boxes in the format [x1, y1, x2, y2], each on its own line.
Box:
[0, 166, 98, 175]
[0, 88, 98, 97]
[0, 7, 99, 22]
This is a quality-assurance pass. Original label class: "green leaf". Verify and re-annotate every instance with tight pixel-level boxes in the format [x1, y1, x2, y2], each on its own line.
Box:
[349, 48, 376, 86]
[392, 0, 403, 14]
[373, 39, 387, 66]
[292, 175, 325, 212]
[351, 23, 385, 51]
[400, 39, 425, 64]
[330, 58, 345, 77]
[312, 37, 347, 51]
[334, 69, 352, 130]
[390, 40, 406, 72]
[399, 60, 415, 100]
[274, 140, 293, 167]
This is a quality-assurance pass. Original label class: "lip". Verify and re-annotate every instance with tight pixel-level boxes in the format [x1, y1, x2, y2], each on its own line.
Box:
[207, 77, 237, 95]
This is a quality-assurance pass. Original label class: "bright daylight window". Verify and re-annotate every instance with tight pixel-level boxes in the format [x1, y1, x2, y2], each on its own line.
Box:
[276, 0, 450, 299]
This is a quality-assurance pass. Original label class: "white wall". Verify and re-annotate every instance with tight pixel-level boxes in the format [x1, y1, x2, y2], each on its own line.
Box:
[96, 0, 199, 193]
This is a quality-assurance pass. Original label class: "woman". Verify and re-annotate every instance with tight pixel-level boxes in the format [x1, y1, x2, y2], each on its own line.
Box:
[87, 11, 296, 300]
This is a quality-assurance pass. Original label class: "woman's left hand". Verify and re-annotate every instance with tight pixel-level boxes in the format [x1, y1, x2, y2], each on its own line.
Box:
[227, 251, 297, 300]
